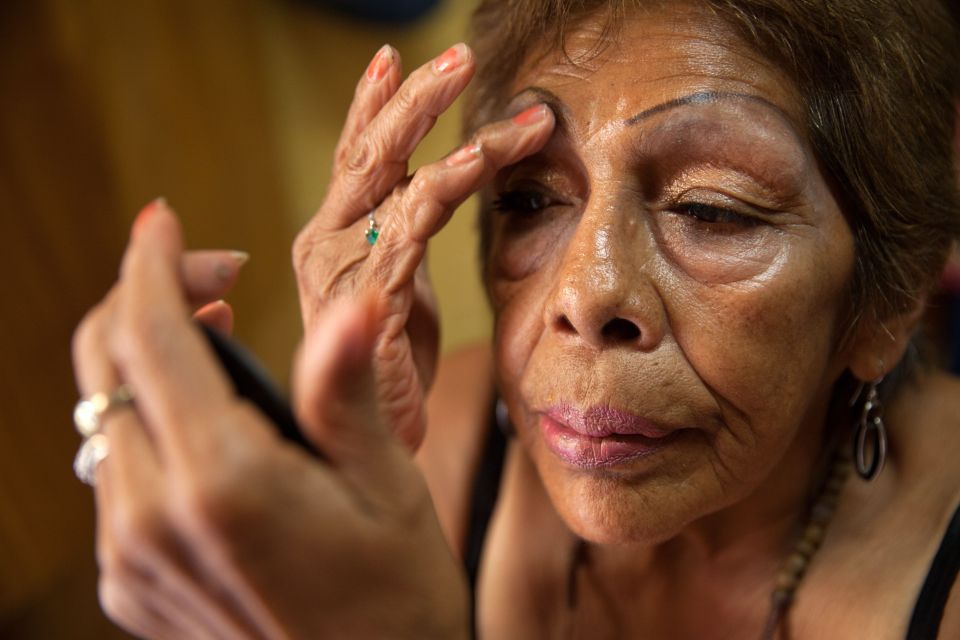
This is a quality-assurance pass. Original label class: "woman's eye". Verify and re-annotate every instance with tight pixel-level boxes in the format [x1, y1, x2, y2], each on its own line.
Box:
[674, 202, 759, 228]
[492, 190, 553, 217]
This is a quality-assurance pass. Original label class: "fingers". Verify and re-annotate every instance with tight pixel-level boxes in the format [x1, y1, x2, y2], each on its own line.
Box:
[367, 103, 556, 294]
[181, 250, 248, 308]
[110, 201, 242, 464]
[96, 411, 258, 640]
[78, 201, 276, 639]
[194, 300, 234, 336]
[293, 294, 414, 504]
[75, 249, 244, 396]
[323, 43, 476, 228]
[333, 45, 403, 172]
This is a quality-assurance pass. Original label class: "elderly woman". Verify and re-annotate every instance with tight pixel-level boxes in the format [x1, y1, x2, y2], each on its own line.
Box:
[70, 0, 959, 638]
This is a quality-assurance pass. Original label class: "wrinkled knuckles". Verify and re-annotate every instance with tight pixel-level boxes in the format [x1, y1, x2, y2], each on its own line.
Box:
[391, 86, 426, 121]
[333, 143, 352, 170]
[344, 139, 380, 181]
[291, 226, 318, 282]
[407, 168, 441, 203]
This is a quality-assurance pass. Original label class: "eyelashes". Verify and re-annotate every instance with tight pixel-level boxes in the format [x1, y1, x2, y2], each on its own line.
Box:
[491, 189, 554, 217]
[493, 189, 761, 230]
[671, 202, 760, 228]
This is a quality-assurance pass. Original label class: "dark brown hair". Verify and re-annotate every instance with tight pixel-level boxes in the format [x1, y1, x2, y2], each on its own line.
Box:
[465, 0, 960, 323]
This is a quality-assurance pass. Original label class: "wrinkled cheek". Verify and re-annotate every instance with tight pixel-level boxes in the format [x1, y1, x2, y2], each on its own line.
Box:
[672, 258, 847, 449]
[491, 279, 543, 403]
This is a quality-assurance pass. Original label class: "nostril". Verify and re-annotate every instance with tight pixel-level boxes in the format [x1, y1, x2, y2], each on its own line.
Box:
[601, 317, 641, 343]
[556, 314, 577, 335]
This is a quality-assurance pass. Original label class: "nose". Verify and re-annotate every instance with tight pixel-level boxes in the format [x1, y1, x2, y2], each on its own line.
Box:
[545, 212, 665, 351]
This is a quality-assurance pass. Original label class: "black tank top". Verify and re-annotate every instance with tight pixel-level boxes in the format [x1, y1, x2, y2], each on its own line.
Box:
[464, 409, 960, 638]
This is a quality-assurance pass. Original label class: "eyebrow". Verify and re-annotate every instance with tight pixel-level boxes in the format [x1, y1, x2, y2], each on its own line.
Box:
[624, 90, 793, 127]
[507, 87, 796, 133]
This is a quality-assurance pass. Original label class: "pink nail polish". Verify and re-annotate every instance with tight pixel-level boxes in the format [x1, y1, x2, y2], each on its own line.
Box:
[512, 104, 548, 126]
[132, 197, 167, 239]
[446, 143, 482, 167]
[433, 44, 465, 75]
[366, 45, 393, 83]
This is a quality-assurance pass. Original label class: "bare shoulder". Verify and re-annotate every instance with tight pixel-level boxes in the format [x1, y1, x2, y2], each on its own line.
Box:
[416, 342, 495, 557]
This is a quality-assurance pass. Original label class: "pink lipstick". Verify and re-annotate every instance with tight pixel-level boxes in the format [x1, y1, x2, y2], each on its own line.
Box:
[540, 405, 680, 468]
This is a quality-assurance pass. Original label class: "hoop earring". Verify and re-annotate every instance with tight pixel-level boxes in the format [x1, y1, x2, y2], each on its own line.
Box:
[850, 379, 887, 481]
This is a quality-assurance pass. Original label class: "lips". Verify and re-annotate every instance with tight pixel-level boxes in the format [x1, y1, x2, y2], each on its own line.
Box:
[539, 405, 681, 468]
[545, 405, 677, 438]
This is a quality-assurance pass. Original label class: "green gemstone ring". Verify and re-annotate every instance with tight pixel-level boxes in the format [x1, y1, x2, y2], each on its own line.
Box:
[365, 210, 380, 246]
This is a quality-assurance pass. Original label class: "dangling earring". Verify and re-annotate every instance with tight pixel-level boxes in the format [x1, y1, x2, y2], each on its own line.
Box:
[849, 375, 887, 481]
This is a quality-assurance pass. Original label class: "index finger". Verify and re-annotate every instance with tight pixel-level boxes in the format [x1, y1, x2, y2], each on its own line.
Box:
[320, 43, 476, 229]
[331, 45, 403, 172]
[109, 201, 246, 464]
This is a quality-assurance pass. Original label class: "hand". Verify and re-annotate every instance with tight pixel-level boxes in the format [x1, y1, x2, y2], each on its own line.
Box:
[72, 201, 469, 639]
[292, 43, 555, 449]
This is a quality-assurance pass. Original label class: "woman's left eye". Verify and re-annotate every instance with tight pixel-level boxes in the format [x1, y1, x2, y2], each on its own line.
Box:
[673, 202, 759, 228]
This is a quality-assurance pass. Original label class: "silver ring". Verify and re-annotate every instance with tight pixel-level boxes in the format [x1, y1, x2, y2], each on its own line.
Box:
[73, 384, 135, 438]
[365, 209, 380, 246]
[73, 433, 110, 486]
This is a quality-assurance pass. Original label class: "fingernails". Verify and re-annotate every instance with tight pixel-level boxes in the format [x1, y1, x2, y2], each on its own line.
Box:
[215, 251, 250, 280]
[366, 44, 394, 83]
[132, 197, 168, 239]
[512, 104, 549, 126]
[445, 142, 482, 167]
[433, 43, 467, 75]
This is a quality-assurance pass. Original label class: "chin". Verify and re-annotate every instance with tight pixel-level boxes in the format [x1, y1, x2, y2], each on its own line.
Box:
[536, 457, 703, 546]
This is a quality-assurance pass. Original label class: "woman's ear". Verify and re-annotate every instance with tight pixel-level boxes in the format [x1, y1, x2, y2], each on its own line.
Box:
[846, 298, 927, 381]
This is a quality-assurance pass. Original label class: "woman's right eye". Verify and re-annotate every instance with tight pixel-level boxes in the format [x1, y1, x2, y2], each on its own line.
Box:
[492, 189, 553, 217]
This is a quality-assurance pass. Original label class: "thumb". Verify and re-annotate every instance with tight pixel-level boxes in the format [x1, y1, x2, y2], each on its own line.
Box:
[292, 293, 412, 499]
[194, 300, 234, 336]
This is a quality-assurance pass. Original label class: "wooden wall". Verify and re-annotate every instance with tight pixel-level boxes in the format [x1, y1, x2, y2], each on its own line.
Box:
[0, 0, 486, 636]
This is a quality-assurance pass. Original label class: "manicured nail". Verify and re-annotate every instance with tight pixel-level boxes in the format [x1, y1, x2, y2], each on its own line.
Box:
[433, 43, 466, 75]
[216, 251, 250, 280]
[512, 104, 549, 126]
[366, 44, 394, 83]
[132, 197, 167, 238]
[445, 142, 482, 167]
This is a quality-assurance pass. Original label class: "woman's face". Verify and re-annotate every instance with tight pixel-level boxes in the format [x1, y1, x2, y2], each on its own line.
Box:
[486, 3, 859, 544]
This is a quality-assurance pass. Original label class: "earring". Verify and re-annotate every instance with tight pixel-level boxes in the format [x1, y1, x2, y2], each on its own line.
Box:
[850, 377, 887, 481]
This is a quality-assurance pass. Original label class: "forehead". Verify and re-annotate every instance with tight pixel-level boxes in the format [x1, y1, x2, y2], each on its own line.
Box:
[506, 2, 806, 140]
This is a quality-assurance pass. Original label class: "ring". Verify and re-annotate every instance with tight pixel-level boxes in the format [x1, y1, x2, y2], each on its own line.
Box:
[365, 209, 380, 246]
[73, 433, 110, 486]
[73, 384, 135, 438]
